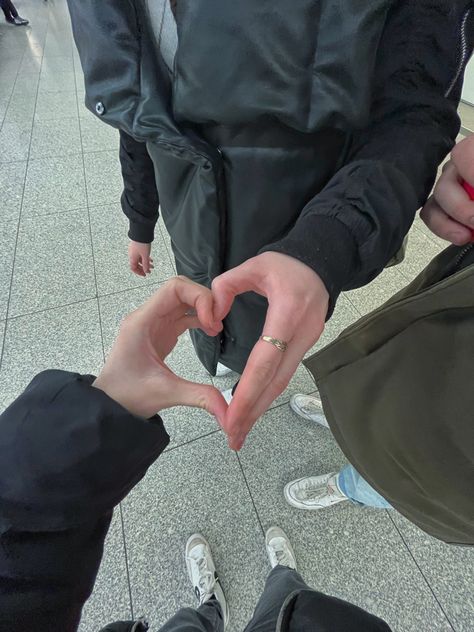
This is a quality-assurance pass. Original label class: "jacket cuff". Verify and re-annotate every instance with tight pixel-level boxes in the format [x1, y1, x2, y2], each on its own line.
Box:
[128, 221, 155, 244]
[260, 215, 358, 316]
[0, 370, 170, 531]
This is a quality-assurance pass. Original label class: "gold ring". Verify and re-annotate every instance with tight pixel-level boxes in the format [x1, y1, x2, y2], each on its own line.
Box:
[260, 335, 288, 352]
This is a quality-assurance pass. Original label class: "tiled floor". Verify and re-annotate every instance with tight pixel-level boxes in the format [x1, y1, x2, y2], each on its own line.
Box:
[1, 2, 473, 631]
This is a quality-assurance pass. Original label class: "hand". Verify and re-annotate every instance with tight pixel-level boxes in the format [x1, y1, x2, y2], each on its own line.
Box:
[129, 241, 154, 277]
[420, 136, 474, 245]
[212, 252, 329, 450]
[93, 277, 228, 422]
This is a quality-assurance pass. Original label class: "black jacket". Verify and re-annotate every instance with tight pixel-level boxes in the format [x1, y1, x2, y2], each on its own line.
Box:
[68, 0, 473, 374]
[0, 371, 390, 631]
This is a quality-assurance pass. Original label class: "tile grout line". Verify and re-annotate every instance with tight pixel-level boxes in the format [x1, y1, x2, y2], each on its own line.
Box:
[72, 38, 106, 362]
[0, 9, 50, 371]
[119, 503, 135, 621]
[386, 512, 457, 631]
[4, 278, 169, 324]
[0, 33, 28, 135]
[236, 453, 266, 538]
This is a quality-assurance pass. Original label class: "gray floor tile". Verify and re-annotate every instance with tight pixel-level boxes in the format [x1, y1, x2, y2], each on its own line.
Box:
[0, 299, 103, 410]
[0, 221, 17, 321]
[345, 266, 407, 317]
[397, 228, 443, 282]
[0, 74, 16, 100]
[38, 70, 76, 93]
[79, 112, 120, 153]
[39, 55, 74, 74]
[0, 320, 5, 361]
[22, 153, 86, 215]
[19, 55, 43, 74]
[89, 204, 174, 295]
[30, 117, 81, 158]
[0, 160, 26, 222]
[390, 513, 474, 632]
[3, 94, 36, 125]
[0, 95, 10, 124]
[0, 121, 32, 163]
[78, 509, 132, 632]
[11, 73, 39, 98]
[35, 89, 77, 121]
[122, 433, 268, 632]
[84, 150, 123, 207]
[459, 101, 474, 131]
[162, 406, 219, 450]
[238, 406, 453, 631]
[9, 210, 96, 317]
[98, 284, 164, 355]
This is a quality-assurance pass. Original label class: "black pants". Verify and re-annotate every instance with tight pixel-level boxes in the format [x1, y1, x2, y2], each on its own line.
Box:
[1, 0, 19, 20]
[160, 566, 308, 632]
[102, 566, 308, 632]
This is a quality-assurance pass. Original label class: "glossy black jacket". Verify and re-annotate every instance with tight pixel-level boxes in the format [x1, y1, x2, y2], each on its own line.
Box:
[69, 0, 472, 374]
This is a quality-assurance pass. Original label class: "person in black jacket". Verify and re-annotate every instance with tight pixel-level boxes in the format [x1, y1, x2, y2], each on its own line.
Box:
[0, 278, 391, 632]
[75, 1, 474, 450]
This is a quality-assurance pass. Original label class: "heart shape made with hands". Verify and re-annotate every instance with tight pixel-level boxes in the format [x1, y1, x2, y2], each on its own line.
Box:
[94, 277, 229, 424]
[211, 252, 329, 451]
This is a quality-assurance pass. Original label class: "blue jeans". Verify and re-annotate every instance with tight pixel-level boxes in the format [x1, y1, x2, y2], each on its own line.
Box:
[337, 465, 392, 509]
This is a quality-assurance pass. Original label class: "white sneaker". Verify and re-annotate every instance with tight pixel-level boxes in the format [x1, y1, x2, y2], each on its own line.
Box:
[215, 362, 233, 378]
[284, 473, 348, 510]
[265, 527, 297, 570]
[221, 381, 238, 405]
[185, 534, 229, 627]
[289, 394, 329, 429]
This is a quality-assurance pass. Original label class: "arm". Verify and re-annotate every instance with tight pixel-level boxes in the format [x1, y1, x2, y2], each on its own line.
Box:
[212, 0, 474, 450]
[0, 371, 169, 632]
[0, 279, 227, 632]
[263, 0, 473, 302]
[119, 130, 159, 245]
[265, 0, 474, 304]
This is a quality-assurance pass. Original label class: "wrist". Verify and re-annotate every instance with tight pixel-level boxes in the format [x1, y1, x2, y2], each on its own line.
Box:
[92, 375, 155, 418]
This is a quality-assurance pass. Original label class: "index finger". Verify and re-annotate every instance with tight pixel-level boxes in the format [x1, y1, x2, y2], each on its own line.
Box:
[223, 305, 296, 447]
[139, 277, 222, 332]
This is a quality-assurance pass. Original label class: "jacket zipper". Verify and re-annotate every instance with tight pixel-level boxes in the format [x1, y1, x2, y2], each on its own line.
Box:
[445, 6, 472, 97]
[453, 242, 474, 269]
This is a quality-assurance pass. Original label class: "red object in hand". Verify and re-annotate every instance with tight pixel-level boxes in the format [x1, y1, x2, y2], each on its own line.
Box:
[463, 180, 474, 200]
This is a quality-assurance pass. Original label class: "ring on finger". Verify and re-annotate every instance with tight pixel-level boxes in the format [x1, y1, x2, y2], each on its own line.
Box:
[260, 335, 288, 352]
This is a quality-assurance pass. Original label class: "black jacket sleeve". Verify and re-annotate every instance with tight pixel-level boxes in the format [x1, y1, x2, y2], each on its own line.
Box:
[262, 1, 473, 309]
[0, 370, 169, 632]
[120, 130, 160, 244]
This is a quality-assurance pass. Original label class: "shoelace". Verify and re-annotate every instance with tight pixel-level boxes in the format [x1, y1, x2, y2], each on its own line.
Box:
[270, 538, 293, 567]
[188, 554, 216, 604]
[299, 478, 337, 500]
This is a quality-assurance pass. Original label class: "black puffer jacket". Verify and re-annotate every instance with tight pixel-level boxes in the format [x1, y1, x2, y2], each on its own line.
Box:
[0, 372, 390, 631]
[69, 0, 472, 374]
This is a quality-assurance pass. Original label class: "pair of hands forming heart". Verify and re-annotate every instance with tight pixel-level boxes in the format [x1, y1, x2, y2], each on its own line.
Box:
[94, 252, 329, 450]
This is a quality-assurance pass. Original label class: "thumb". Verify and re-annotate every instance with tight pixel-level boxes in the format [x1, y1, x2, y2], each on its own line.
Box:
[212, 262, 260, 321]
[164, 377, 229, 427]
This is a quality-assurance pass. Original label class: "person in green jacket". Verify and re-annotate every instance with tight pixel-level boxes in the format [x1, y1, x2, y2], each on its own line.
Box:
[285, 134, 474, 511]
